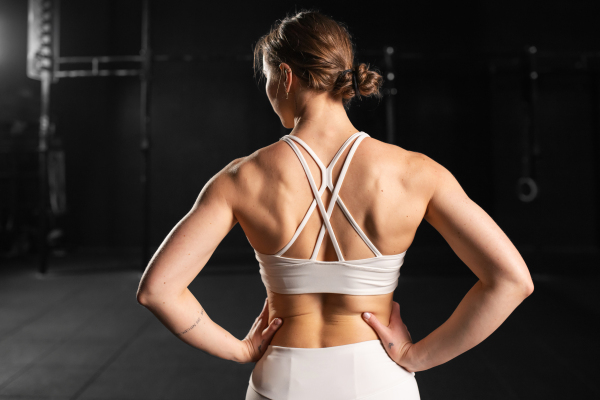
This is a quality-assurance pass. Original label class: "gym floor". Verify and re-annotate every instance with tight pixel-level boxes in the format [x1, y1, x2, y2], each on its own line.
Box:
[0, 255, 597, 400]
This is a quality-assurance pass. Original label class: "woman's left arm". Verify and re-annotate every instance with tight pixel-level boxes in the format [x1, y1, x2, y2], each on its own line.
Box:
[136, 159, 281, 363]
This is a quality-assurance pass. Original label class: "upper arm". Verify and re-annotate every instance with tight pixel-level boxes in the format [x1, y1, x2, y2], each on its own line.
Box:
[423, 159, 533, 291]
[137, 159, 243, 301]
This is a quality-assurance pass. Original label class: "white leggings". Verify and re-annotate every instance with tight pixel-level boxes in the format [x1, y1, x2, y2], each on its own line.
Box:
[245, 340, 420, 400]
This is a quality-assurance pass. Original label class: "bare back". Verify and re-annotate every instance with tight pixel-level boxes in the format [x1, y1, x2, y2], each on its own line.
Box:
[230, 132, 434, 348]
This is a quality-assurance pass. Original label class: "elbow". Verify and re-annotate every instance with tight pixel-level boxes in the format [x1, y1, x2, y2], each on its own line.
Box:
[522, 279, 534, 298]
[136, 284, 182, 307]
[507, 276, 534, 299]
[503, 264, 535, 299]
[486, 274, 534, 299]
[136, 275, 162, 306]
[136, 282, 159, 306]
[136, 277, 149, 305]
[136, 289, 152, 306]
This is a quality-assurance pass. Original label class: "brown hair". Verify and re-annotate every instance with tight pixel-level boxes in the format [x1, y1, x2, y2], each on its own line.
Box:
[253, 10, 384, 108]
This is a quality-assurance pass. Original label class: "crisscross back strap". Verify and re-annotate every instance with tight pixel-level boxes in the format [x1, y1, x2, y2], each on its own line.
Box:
[274, 133, 360, 257]
[309, 134, 383, 259]
[278, 132, 382, 261]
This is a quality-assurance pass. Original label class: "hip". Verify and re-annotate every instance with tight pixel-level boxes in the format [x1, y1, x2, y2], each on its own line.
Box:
[247, 339, 419, 400]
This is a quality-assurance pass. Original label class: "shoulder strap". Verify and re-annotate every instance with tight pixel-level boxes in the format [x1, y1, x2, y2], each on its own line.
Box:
[277, 132, 382, 260]
[281, 137, 345, 260]
[273, 133, 362, 257]
[311, 133, 375, 259]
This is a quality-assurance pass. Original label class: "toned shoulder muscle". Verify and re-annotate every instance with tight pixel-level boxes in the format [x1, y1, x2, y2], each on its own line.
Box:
[222, 141, 292, 213]
[357, 137, 437, 199]
[423, 157, 531, 287]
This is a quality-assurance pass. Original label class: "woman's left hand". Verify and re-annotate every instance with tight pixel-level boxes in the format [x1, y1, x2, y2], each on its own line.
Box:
[238, 298, 283, 364]
[362, 301, 415, 371]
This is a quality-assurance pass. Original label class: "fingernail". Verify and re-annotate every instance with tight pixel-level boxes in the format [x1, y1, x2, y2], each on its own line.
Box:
[274, 318, 282, 325]
[363, 312, 371, 320]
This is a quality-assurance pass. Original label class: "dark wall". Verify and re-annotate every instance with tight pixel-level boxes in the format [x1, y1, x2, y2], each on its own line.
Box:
[1, 0, 598, 272]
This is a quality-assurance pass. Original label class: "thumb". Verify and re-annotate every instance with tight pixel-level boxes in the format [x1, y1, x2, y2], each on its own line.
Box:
[362, 312, 390, 341]
[261, 317, 283, 340]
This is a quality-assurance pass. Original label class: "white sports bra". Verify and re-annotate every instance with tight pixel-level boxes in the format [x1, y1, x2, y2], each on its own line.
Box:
[252, 131, 407, 295]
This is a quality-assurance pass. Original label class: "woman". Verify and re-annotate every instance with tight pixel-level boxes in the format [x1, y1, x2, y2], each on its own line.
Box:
[136, 10, 534, 400]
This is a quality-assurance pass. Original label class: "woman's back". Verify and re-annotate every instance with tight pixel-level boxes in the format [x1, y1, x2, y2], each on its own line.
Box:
[137, 12, 533, 399]
[231, 130, 434, 348]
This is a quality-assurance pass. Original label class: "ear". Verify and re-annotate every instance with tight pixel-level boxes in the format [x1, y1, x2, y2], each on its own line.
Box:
[280, 62, 293, 93]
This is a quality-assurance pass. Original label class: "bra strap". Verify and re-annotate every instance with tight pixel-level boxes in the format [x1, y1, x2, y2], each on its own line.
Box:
[335, 197, 383, 257]
[274, 133, 363, 258]
[277, 132, 383, 260]
[312, 133, 374, 258]
[282, 137, 345, 261]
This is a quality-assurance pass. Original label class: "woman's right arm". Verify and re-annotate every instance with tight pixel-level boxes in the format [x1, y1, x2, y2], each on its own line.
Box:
[365, 158, 534, 372]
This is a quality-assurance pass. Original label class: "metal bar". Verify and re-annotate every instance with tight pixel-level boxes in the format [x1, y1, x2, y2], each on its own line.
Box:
[383, 46, 397, 144]
[517, 46, 540, 203]
[55, 69, 140, 78]
[590, 65, 600, 250]
[152, 53, 252, 62]
[488, 60, 497, 217]
[54, 50, 600, 68]
[51, 0, 60, 82]
[361, 49, 600, 60]
[58, 55, 143, 63]
[38, 70, 51, 274]
[140, 0, 152, 271]
[36, 0, 60, 273]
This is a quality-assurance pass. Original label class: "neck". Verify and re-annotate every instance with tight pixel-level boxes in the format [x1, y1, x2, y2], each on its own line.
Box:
[290, 89, 358, 142]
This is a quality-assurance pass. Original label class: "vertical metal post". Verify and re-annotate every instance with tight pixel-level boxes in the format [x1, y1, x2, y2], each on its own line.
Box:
[30, 0, 60, 273]
[39, 70, 51, 274]
[590, 59, 600, 251]
[383, 46, 397, 144]
[52, 0, 60, 82]
[517, 46, 540, 203]
[527, 46, 541, 181]
[140, 0, 152, 270]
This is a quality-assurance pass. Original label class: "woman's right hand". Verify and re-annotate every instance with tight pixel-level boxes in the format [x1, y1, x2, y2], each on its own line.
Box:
[362, 301, 417, 372]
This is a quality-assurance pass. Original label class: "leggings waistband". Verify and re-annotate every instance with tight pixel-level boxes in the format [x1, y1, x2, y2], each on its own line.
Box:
[268, 339, 383, 352]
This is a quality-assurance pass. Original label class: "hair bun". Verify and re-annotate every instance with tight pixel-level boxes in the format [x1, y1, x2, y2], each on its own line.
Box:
[333, 63, 383, 104]
[354, 63, 384, 99]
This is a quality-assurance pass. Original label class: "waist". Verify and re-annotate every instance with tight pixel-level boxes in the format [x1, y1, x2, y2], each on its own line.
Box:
[269, 314, 381, 348]
[267, 291, 393, 347]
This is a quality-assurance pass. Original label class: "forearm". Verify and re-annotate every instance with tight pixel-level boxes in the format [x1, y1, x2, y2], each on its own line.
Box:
[407, 279, 530, 371]
[138, 288, 244, 362]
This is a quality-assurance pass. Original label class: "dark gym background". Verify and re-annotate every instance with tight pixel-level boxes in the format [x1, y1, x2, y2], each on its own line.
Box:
[0, 0, 598, 399]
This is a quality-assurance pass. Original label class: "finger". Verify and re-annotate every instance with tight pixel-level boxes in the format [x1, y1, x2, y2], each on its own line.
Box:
[261, 318, 283, 340]
[362, 312, 390, 341]
[256, 316, 268, 331]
